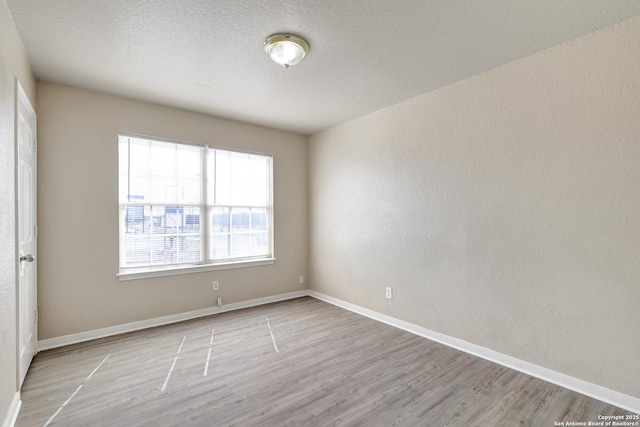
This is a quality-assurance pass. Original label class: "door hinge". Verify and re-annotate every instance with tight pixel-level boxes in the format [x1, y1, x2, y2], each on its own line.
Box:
[34, 225, 38, 238]
[33, 138, 37, 152]
[34, 310, 38, 324]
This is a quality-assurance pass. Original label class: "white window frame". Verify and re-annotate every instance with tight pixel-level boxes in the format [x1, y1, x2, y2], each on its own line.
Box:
[117, 133, 275, 281]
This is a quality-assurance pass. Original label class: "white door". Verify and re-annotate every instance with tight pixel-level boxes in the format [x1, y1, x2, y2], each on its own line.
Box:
[16, 81, 37, 387]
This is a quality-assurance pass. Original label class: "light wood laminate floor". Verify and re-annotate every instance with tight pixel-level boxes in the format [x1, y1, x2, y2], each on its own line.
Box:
[17, 297, 634, 426]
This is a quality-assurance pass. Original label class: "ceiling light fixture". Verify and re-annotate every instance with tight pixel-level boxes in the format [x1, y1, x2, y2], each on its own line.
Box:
[264, 33, 310, 69]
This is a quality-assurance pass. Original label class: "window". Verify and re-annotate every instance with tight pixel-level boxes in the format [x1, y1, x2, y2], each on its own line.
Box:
[118, 134, 274, 279]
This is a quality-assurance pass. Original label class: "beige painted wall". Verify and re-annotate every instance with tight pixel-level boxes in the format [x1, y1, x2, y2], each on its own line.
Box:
[308, 17, 640, 398]
[0, 0, 36, 422]
[36, 82, 307, 340]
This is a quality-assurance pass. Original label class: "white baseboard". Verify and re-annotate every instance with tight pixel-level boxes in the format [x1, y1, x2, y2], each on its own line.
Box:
[38, 290, 308, 351]
[34, 288, 639, 414]
[308, 290, 640, 415]
[2, 392, 20, 427]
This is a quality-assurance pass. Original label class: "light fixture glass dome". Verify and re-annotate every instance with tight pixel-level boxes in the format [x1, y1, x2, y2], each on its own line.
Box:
[264, 34, 310, 68]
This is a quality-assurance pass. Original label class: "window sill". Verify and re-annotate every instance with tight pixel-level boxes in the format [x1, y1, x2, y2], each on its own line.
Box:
[117, 258, 276, 281]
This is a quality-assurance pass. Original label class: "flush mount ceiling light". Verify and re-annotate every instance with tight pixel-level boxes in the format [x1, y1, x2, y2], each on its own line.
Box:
[264, 33, 310, 68]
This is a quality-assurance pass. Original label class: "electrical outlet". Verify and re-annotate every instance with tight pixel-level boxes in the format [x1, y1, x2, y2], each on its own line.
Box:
[299, 275, 304, 284]
[212, 281, 219, 291]
[217, 297, 222, 306]
[385, 287, 393, 300]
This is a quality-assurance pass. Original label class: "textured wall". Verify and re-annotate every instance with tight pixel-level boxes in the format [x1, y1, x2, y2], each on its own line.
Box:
[308, 17, 640, 398]
[36, 82, 307, 340]
[0, 0, 35, 422]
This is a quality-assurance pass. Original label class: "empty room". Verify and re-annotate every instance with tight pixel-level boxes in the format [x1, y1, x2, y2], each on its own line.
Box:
[2, 1, 639, 426]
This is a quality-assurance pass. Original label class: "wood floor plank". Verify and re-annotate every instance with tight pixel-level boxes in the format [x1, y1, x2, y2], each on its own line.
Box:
[16, 297, 635, 426]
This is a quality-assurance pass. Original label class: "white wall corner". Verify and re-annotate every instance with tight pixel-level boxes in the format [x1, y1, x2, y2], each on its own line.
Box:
[2, 392, 21, 427]
[38, 290, 309, 351]
[308, 291, 640, 415]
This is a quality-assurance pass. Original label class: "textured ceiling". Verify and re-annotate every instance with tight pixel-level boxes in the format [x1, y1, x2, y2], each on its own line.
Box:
[7, 0, 640, 135]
